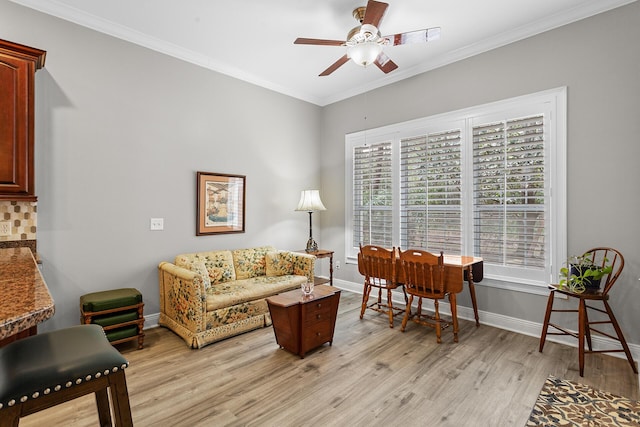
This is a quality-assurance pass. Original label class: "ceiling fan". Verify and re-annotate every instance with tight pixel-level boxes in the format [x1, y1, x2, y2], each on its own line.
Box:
[294, 0, 440, 76]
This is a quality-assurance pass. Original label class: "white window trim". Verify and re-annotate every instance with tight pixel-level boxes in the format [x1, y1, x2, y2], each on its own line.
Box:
[345, 87, 567, 293]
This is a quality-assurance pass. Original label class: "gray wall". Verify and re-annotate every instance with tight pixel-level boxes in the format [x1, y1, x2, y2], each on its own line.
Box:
[1, 1, 322, 331]
[320, 2, 640, 344]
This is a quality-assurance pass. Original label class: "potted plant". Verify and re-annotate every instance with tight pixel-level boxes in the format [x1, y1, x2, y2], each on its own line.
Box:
[558, 253, 613, 293]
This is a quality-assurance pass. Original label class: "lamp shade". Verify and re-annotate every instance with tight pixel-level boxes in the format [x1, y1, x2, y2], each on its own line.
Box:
[347, 42, 382, 67]
[295, 190, 326, 212]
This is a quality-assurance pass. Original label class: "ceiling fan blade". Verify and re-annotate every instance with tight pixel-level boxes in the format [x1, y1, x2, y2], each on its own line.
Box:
[374, 51, 398, 74]
[383, 27, 441, 46]
[294, 38, 345, 46]
[319, 54, 350, 76]
[362, 0, 388, 28]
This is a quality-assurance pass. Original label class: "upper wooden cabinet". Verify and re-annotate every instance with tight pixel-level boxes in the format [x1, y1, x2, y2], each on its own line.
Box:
[0, 39, 46, 201]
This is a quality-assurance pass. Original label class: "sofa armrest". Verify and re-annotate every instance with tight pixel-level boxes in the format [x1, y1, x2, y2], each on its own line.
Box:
[158, 261, 207, 334]
[288, 251, 316, 283]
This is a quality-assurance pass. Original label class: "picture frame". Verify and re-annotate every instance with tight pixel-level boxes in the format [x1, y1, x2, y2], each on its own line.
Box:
[196, 171, 246, 235]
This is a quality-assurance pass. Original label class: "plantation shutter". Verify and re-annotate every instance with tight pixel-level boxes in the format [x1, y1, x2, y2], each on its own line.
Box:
[353, 141, 393, 247]
[472, 114, 545, 269]
[400, 129, 462, 253]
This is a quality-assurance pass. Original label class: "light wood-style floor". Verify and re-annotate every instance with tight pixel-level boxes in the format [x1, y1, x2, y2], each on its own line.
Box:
[21, 291, 638, 427]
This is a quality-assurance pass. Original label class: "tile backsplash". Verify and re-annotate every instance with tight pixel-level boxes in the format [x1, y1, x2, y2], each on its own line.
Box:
[0, 201, 37, 241]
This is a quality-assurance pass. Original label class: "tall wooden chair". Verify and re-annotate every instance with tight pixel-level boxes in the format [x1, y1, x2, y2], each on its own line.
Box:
[399, 249, 458, 343]
[539, 247, 637, 376]
[358, 245, 407, 328]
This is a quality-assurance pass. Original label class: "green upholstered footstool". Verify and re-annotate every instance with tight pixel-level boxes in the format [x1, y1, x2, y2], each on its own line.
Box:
[80, 288, 145, 349]
[0, 324, 133, 426]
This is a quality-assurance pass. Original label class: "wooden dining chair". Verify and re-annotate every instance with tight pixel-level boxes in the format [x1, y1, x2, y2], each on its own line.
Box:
[358, 245, 407, 328]
[399, 249, 458, 343]
[539, 247, 637, 376]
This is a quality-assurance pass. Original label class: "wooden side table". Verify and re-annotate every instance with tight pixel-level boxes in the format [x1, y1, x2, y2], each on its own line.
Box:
[296, 249, 334, 285]
[267, 285, 340, 358]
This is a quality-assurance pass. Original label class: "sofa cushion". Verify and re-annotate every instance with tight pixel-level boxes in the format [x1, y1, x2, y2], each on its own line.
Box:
[80, 288, 142, 312]
[186, 261, 212, 290]
[205, 275, 305, 311]
[207, 266, 225, 284]
[266, 251, 294, 277]
[232, 246, 275, 280]
[175, 250, 236, 283]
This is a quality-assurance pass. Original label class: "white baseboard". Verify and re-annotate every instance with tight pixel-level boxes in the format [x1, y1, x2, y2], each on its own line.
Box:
[333, 278, 640, 366]
[144, 312, 160, 329]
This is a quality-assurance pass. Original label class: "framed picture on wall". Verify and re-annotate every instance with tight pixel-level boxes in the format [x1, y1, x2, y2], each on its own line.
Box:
[196, 171, 246, 235]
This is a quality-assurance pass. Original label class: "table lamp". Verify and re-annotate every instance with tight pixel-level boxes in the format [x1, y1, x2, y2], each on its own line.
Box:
[296, 190, 326, 252]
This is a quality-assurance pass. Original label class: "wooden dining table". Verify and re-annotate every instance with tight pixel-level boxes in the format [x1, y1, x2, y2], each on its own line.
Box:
[360, 249, 483, 326]
[395, 254, 483, 326]
[441, 255, 483, 326]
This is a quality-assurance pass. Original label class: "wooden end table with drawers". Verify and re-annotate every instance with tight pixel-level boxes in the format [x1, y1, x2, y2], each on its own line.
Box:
[266, 284, 340, 358]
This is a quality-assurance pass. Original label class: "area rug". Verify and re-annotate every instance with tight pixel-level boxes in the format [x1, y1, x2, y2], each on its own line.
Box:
[526, 375, 640, 426]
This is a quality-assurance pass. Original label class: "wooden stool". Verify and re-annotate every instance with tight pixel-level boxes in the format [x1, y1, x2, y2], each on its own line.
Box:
[80, 288, 145, 349]
[0, 324, 133, 427]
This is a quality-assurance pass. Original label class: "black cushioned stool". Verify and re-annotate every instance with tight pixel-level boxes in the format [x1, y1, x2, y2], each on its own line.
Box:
[0, 324, 133, 427]
[80, 288, 145, 349]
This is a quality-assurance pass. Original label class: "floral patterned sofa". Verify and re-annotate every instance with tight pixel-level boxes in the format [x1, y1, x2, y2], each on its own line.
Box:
[158, 246, 315, 348]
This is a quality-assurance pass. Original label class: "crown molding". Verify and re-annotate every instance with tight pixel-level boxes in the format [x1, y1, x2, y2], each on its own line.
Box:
[10, 0, 638, 107]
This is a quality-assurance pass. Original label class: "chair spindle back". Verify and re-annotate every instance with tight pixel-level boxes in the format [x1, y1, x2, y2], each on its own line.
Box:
[399, 249, 444, 297]
[359, 245, 396, 287]
[581, 247, 624, 296]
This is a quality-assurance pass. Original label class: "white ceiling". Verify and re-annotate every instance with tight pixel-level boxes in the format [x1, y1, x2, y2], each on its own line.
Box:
[11, 0, 636, 106]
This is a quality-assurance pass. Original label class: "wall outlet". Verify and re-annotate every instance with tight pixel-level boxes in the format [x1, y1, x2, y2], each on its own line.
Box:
[335, 261, 341, 270]
[150, 218, 164, 231]
[0, 221, 11, 236]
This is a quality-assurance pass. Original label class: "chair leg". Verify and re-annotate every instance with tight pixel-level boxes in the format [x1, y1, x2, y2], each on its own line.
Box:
[539, 290, 555, 352]
[95, 388, 112, 427]
[578, 299, 587, 377]
[401, 285, 409, 306]
[434, 299, 442, 344]
[0, 405, 20, 427]
[584, 304, 593, 351]
[449, 293, 458, 343]
[109, 370, 134, 427]
[603, 300, 638, 374]
[401, 295, 413, 331]
[386, 288, 394, 328]
[360, 283, 371, 319]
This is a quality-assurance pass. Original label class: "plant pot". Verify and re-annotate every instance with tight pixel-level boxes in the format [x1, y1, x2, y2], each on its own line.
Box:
[570, 265, 602, 290]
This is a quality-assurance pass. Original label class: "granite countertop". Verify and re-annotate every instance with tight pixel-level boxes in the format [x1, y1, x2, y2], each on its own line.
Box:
[0, 247, 55, 340]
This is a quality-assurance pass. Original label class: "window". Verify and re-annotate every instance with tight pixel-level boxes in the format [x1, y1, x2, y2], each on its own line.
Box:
[352, 141, 393, 248]
[346, 88, 566, 288]
[400, 129, 462, 254]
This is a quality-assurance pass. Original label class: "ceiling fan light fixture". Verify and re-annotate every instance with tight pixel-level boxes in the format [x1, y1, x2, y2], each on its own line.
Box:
[348, 41, 382, 67]
[294, 0, 439, 76]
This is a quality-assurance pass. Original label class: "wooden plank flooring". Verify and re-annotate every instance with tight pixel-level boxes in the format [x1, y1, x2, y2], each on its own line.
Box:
[20, 291, 638, 426]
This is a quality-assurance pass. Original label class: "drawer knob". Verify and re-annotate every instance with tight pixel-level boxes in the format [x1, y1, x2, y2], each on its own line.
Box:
[316, 303, 322, 308]
[316, 314, 321, 320]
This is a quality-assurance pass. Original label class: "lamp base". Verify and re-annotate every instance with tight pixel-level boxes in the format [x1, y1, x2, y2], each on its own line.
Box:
[305, 238, 318, 253]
